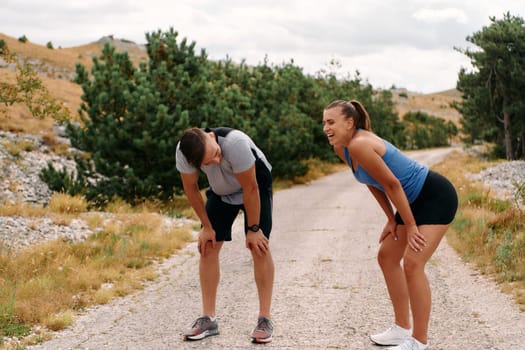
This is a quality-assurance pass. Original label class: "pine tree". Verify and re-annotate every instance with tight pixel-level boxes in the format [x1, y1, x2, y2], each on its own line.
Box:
[66, 29, 210, 204]
[456, 13, 525, 159]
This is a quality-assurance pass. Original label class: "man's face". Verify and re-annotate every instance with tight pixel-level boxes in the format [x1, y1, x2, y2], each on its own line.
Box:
[201, 132, 222, 165]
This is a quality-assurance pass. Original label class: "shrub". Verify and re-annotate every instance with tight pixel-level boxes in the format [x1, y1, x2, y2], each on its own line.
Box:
[39, 162, 84, 197]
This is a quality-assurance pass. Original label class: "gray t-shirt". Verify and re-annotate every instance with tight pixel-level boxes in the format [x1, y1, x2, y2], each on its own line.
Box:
[176, 129, 271, 205]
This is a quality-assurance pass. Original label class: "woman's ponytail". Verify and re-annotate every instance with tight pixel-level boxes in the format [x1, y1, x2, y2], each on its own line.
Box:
[350, 100, 371, 131]
[324, 99, 372, 131]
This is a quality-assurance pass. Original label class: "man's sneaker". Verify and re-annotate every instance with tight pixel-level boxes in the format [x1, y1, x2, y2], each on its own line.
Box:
[183, 316, 219, 341]
[251, 316, 273, 343]
[370, 324, 411, 346]
[387, 337, 429, 350]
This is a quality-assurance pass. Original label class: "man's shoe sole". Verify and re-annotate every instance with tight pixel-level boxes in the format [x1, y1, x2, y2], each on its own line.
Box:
[183, 330, 219, 341]
[252, 336, 272, 344]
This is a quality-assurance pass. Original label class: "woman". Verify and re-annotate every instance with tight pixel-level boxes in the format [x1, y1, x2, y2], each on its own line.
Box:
[322, 100, 458, 350]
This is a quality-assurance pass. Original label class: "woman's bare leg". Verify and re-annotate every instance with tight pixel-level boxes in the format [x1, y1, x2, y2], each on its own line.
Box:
[403, 224, 449, 344]
[377, 226, 410, 329]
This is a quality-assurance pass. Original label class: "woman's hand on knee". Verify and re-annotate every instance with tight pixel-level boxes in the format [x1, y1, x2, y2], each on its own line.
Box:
[379, 221, 398, 243]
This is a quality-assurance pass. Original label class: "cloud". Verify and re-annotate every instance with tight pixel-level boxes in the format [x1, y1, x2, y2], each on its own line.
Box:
[413, 8, 469, 24]
[320, 46, 472, 93]
[1, 0, 524, 93]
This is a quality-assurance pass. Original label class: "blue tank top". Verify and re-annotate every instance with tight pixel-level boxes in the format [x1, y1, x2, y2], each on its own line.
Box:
[343, 140, 429, 203]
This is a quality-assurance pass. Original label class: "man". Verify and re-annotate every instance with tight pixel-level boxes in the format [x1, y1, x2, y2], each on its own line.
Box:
[176, 127, 275, 344]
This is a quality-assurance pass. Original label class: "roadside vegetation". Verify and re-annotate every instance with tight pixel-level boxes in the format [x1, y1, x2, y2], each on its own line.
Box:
[433, 151, 525, 311]
[0, 194, 195, 348]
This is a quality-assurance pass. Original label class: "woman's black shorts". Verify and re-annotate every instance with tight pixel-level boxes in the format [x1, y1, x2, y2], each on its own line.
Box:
[395, 170, 458, 225]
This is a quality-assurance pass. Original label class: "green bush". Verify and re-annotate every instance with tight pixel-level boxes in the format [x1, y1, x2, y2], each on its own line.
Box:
[39, 162, 84, 197]
[402, 111, 453, 149]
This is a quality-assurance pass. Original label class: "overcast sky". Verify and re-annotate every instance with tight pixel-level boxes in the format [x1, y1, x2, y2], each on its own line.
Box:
[2, 0, 524, 93]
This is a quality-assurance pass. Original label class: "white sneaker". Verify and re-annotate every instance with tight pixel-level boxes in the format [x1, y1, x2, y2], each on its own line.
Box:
[387, 337, 429, 350]
[370, 324, 411, 346]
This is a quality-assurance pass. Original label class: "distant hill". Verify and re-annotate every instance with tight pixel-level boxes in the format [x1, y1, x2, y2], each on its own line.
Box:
[0, 33, 147, 78]
[0, 33, 148, 133]
[391, 88, 461, 126]
[0, 32, 462, 134]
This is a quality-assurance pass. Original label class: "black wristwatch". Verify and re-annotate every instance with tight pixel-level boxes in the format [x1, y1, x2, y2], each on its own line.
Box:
[247, 224, 260, 232]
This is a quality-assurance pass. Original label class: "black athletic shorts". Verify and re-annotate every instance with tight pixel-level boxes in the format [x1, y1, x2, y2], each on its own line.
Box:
[395, 170, 458, 225]
[205, 156, 273, 241]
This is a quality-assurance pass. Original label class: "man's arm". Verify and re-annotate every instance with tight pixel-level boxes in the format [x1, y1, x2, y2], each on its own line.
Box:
[180, 172, 216, 254]
[181, 172, 209, 226]
[235, 164, 260, 228]
[235, 164, 269, 256]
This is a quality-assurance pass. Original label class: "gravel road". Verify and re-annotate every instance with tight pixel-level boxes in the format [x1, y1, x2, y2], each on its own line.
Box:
[30, 148, 525, 350]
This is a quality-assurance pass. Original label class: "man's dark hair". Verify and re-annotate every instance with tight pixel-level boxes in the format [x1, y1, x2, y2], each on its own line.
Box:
[179, 128, 207, 168]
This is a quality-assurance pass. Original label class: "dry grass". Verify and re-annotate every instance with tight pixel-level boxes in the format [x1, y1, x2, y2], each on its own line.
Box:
[0, 207, 193, 342]
[1, 139, 34, 158]
[0, 193, 194, 345]
[47, 193, 87, 215]
[433, 152, 525, 310]
[0, 33, 92, 74]
[0, 201, 47, 217]
[0, 61, 80, 135]
[0, 193, 87, 218]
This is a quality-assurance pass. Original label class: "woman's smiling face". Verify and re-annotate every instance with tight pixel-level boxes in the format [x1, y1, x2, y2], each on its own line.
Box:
[322, 107, 353, 147]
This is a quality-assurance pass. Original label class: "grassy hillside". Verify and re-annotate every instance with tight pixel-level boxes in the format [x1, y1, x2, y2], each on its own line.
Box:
[0, 32, 147, 76]
[0, 33, 462, 134]
[0, 33, 148, 134]
[392, 88, 462, 126]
